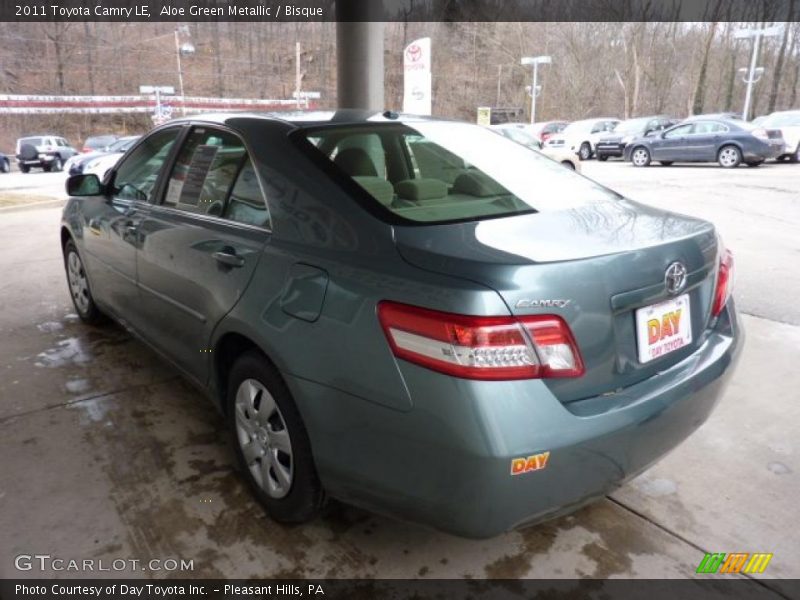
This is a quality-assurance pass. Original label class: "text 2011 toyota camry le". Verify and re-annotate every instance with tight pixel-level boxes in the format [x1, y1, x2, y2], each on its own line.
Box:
[60, 111, 742, 538]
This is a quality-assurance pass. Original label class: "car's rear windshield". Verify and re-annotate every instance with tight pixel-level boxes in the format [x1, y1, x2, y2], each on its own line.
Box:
[19, 137, 44, 146]
[300, 121, 617, 224]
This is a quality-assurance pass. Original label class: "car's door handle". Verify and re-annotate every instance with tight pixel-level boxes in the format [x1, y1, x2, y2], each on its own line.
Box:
[212, 250, 245, 268]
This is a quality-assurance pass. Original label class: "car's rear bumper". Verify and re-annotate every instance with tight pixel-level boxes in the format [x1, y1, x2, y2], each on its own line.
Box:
[287, 303, 742, 538]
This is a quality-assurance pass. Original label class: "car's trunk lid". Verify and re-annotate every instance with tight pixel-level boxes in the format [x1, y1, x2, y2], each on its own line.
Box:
[393, 199, 720, 403]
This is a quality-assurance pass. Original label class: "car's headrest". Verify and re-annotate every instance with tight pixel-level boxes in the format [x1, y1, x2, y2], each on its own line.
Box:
[394, 178, 449, 202]
[453, 171, 507, 197]
[334, 148, 378, 177]
[353, 176, 394, 207]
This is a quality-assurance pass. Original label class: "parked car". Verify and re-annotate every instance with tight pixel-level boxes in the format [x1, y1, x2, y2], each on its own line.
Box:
[15, 135, 78, 173]
[757, 110, 800, 162]
[528, 120, 569, 143]
[0, 151, 10, 173]
[624, 118, 785, 168]
[82, 135, 142, 179]
[595, 116, 678, 161]
[491, 124, 581, 171]
[545, 118, 620, 160]
[81, 134, 119, 153]
[66, 135, 141, 177]
[61, 112, 741, 538]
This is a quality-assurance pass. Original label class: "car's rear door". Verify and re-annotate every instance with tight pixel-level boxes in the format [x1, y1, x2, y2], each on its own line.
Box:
[80, 126, 183, 321]
[135, 124, 271, 383]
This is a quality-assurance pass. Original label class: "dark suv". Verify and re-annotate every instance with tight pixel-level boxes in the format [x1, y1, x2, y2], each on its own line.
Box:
[595, 116, 677, 161]
[15, 135, 78, 173]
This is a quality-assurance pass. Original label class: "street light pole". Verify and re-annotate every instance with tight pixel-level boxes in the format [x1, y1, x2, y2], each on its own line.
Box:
[175, 28, 186, 116]
[521, 55, 551, 125]
[735, 25, 783, 120]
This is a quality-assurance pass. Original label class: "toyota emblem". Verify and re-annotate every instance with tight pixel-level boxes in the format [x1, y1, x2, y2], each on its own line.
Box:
[665, 262, 688, 295]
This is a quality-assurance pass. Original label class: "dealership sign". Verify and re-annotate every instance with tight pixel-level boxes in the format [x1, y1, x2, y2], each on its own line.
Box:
[403, 37, 432, 115]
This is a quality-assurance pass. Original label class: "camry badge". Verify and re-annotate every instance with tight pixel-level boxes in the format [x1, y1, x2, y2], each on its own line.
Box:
[665, 262, 688, 295]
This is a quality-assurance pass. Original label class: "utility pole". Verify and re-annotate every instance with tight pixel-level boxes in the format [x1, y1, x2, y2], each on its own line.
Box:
[295, 41, 302, 109]
[496, 64, 502, 106]
[521, 55, 551, 125]
[734, 25, 783, 120]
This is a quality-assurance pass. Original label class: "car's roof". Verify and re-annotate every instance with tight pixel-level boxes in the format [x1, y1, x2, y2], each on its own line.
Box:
[170, 110, 443, 129]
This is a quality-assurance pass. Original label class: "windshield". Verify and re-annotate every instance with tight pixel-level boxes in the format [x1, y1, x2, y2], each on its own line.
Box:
[302, 122, 617, 224]
[763, 113, 800, 127]
[109, 137, 139, 152]
[20, 137, 44, 147]
[496, 127, 540, 149]
[614, 118, 652, 134]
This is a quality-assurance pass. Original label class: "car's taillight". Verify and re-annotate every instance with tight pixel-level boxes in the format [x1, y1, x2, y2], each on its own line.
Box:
[377, 301, 584, 380]
[81, 147, 92, 153]
[752, 128, 770, 142]
[712, 248, 734, 317]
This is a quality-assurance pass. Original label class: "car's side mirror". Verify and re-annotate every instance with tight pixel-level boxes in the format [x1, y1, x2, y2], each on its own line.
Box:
[66, 173, 104, 197]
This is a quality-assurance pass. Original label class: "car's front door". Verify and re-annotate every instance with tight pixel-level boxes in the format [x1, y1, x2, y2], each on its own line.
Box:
[136, 125, 271, 383]
[652, 123, 694, 161]
[80, 127, 182, 321]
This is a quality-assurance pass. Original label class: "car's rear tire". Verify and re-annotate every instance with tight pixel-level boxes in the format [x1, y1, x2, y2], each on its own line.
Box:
[578, 142, 592, 161]
[631, 146, 651, 167]
[227, 351, 323, 524]
[789, 144, 800, 164]
[660, 161, 674, 166]
[52, 157, 63, 172]
[0, 158, 9, 173]
[717, 145, 742, 168]
[63, 240, 104, 325]
[19, 164, 30, 173]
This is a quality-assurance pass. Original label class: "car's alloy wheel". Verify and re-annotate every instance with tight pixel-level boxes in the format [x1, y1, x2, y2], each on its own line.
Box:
[579, 142, 592, 161]
[53, 157, 63, 172]
[234, 378, 294, 499]
[631, 147, 651, 167]
[718, 145, 741, 168]
[63, 240, 103, 324]
[227, 352, 322, 523]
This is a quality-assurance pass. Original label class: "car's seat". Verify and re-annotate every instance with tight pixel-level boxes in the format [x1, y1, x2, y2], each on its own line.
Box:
[334, 148, 394, 207]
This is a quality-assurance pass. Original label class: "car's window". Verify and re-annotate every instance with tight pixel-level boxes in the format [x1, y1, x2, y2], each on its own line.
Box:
[111, 127, 181, 202]
[664, 124, 694, 138]
[691, 121, 727, 135]
[163, 127, 269, 227]
[302, 122, 617, 224]
[223, 157, 271, 227]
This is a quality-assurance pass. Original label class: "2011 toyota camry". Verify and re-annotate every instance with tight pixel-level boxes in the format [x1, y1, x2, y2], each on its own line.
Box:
[60, 111, 742, 538]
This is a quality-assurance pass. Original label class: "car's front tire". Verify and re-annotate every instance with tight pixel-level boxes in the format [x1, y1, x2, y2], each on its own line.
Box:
[63, 240, 104, 324]
[631, 146, 651, 167]
[52, 157, 63, 172]
[789, 144, 800, 164]
[717, 145, 742, 168]
[19, 164, 30, 173]
[227, 351, 323, 524]
[578, 142, 592, 161]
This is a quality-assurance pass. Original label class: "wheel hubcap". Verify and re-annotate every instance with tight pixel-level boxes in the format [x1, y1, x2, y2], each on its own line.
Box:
[67, 251, 90, 314]
[633, 149, 648, 165]
[235, 379, 293, 499]
[720, 148, 738, 166]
